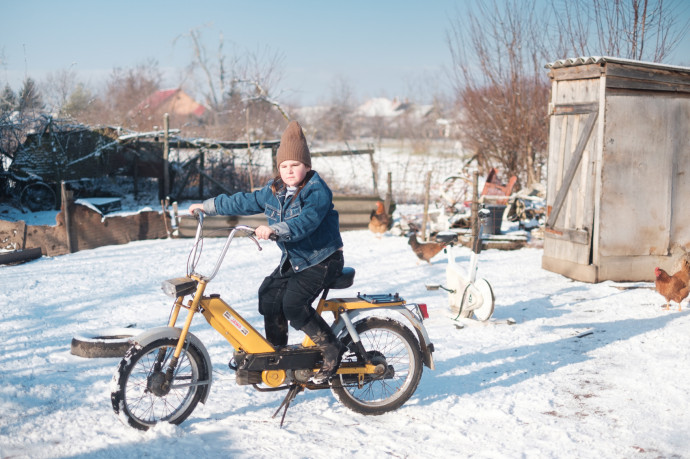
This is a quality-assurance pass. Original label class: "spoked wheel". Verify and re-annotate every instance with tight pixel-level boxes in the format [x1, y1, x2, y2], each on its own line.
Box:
[111, 338, 210, 431]
[20, 182, 56, 211]
[331, 317, 423, 415]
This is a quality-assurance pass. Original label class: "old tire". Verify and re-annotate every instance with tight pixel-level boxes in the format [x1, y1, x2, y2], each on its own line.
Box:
[70, 328, 143, 358]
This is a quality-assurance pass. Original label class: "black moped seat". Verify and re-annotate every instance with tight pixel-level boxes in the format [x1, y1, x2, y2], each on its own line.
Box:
[435, 231, 458, 244]
[329, 267, 355, 289]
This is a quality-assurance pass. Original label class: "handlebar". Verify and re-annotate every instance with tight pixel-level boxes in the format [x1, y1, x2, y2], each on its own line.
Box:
[188, 210, 276, 282]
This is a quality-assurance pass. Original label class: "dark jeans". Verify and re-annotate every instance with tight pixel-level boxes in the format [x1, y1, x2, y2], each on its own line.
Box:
[258, 250, 344, 346]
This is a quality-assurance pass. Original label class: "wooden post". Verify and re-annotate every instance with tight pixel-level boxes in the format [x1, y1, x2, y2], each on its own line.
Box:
[471, 171, 479, 245]
[271, 144, 279, 175]
[369, 150, 378, 195]
[198, 150, 205, 199]
[421, 171, 432, 241]
[384, 172, 393, 214]
[163, 113, 170, 198]
[133, 154, 139, 199]
[60, 181, 74, 253]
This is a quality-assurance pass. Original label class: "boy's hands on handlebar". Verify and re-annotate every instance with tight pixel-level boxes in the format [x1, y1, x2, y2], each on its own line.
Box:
[188, 203, 204, 215]
[255, 225, 277, 241]
[186, 203, 276, 241]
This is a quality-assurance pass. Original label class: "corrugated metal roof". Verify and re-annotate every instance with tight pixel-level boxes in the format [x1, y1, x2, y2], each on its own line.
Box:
[545, 56, 690, 73]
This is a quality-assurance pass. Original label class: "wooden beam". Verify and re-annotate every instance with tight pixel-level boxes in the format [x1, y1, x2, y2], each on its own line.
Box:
[310, 148, 375, 157]
[0, 248, 42, 265]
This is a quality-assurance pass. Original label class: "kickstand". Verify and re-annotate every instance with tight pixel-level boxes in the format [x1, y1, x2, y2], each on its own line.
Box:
[272, 384, 302, 427]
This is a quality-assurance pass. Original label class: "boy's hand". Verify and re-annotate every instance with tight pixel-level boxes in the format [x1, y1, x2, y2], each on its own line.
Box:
[188, 203, 204, 214]
[255, 225, 276, 241]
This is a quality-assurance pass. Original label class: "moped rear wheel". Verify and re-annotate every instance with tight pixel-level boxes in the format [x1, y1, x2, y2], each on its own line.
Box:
[111, 338, 209, 431]
[331, 317, 423, 415]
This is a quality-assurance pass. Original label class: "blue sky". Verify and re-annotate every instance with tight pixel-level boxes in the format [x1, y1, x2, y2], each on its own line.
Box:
[1, 0, 689, 106]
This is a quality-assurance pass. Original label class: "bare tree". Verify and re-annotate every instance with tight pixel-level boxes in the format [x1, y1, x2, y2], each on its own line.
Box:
[318, 76, 356, 142]
[175, 27, 240, 117]
[553, 0, 690, 62]
[176, 28, 287, 141]
[447, 0, 551, 187]
[100, 60, 162, 128]
[43, 66, 78, 113]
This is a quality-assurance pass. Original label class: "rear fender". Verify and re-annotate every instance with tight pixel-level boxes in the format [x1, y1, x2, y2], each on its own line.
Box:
[132, 326, 213, 403]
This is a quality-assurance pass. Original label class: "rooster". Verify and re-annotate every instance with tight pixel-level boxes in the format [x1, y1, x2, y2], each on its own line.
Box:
[407, 225, 447, 264]
[654, 256, 690, 311]
[368, 201, 392, 237]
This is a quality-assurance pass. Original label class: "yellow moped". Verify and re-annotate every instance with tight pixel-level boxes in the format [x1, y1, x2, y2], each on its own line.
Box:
[111, 212, 434, 430]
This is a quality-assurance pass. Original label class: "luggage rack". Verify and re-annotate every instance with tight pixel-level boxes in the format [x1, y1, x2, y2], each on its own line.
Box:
[357, 293, 402, 304]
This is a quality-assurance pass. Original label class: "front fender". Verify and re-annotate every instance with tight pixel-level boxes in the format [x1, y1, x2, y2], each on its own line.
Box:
[132, 326, 213, 403]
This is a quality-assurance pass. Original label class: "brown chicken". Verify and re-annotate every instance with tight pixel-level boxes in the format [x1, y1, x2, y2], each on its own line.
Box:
[407, 227, 447, 264]
[368, 201, 392, 237]
[654, 257, 690, 311]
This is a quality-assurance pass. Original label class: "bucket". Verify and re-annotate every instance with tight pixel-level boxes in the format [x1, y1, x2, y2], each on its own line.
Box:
[481, 204, 506, 235]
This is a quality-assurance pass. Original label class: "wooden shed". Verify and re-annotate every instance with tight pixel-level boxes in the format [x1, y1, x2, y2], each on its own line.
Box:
[542, 57, 690, 283]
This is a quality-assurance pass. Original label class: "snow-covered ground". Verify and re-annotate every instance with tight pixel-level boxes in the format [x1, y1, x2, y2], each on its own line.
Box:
[1, 204, 689, 458]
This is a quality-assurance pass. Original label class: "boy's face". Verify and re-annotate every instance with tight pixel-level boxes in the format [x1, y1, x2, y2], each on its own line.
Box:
[279, 160, 310, 187]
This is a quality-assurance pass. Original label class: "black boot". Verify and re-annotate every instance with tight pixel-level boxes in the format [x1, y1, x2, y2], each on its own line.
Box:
[300, 314, 346, 384]
[264, 315, 289, 348]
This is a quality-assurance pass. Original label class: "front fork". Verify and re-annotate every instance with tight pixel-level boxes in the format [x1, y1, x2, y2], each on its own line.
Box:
[157, 278, 207, 388]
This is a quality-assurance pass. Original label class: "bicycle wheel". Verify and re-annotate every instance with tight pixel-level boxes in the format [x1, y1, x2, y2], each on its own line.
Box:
[111, 338, 210, 431]
[331, 317, 423, 415]
[20, 182, 56, 211]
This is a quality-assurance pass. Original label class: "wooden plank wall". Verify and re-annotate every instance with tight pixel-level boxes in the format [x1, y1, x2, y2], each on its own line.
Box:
[176, 195, 382, 238]
[0, 204, 170, 258]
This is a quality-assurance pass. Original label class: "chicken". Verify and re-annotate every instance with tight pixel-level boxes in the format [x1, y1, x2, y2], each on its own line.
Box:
[368, 201, 392, 237]
[407, 226, 447, 264]
[654, 257, 690, 311]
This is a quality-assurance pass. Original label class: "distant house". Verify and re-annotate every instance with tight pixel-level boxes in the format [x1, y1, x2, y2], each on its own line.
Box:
[131, 88, 207, 130]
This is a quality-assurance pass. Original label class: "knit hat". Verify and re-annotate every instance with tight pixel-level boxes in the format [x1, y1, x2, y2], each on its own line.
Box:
[276, 121, 311, 168]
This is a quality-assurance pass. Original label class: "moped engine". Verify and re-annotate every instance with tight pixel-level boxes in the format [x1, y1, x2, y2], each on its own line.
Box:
[262, 370, 286, 387]
[289, 369, 314, 384]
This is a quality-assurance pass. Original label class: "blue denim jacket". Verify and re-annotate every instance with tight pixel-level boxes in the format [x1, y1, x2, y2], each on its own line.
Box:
[201, 171, 343, 272]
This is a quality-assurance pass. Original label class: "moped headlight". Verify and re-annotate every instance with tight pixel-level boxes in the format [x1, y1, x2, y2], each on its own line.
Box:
[161, 277, 198, 298]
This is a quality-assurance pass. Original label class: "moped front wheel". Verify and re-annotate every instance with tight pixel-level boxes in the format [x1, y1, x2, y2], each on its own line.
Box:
[331, 317, 423, 415]
[111, 338, 210, 431]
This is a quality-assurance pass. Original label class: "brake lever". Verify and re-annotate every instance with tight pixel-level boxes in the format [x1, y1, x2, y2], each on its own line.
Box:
[247, 235, 263, 251]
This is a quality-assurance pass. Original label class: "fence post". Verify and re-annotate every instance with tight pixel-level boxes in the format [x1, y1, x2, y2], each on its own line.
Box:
[369, 150, 378, 195]
[421, 171, 432, 241]
[471, 171, 479, 245]
[60, 181, 74, 253]
[384, 171, 393, 214]
[199, 149, 205, 199]
[163, 113, 170, 199]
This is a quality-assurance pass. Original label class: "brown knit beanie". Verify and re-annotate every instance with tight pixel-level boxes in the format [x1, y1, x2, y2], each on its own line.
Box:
[276, 121, 311, 168]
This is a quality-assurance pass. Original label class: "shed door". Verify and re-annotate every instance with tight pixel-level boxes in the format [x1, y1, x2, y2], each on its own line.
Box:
[544, 103, 599, 266]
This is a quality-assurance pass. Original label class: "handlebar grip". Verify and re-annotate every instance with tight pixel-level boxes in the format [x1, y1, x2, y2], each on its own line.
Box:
[268, 233, 279, 241]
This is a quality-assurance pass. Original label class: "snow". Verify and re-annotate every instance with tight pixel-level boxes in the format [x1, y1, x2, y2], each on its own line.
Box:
[1, 205, 689, 458]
